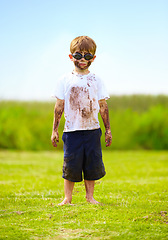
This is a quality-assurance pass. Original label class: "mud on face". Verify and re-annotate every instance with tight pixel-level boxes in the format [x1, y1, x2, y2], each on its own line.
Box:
[74, 60, 92, 70]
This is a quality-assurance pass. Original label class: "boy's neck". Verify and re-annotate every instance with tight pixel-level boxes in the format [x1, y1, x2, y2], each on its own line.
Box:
[73, 67, 90, 75]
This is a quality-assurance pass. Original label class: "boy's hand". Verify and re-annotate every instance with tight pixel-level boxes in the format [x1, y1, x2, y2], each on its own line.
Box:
[51, 131, 59, 147]
[105, 129, 112, 147]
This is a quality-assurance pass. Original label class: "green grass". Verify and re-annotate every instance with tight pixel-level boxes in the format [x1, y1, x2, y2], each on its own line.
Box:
[0, 150, 168, 239]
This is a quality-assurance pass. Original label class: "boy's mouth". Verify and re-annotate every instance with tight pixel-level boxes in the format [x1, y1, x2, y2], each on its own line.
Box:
[79, 62, 87, 66]
[75, 61, 91, 70]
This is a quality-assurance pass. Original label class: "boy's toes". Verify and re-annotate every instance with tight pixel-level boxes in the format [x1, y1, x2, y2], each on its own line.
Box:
[86, 197, 100, 204]
[58, 198, 73, 206]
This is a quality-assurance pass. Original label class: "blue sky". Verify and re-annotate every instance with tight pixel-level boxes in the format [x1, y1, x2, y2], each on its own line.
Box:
[0, 0, 167, 100]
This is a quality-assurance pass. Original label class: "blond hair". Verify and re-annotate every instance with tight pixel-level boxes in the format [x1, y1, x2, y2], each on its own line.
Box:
[70, 36, 97, 55]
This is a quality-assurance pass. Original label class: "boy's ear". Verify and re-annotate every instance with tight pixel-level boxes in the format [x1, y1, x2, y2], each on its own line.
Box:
[92, 55, 96, 62]
[69, 54, 73, 61]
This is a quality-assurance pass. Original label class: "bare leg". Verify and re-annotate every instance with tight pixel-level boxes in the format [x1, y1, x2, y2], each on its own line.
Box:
[84, 180, 99, 204]
[58, 179, 75, 206]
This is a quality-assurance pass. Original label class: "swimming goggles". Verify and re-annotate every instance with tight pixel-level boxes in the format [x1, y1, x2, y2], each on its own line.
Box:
[72, 52, 94, 60]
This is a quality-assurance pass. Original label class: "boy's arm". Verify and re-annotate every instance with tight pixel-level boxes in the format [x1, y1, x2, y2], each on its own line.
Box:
[99, 99, 112, 147]
[51, 99, 64, 147]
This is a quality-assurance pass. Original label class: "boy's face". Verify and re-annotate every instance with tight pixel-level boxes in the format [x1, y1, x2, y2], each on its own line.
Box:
[69, 51, 96, 71]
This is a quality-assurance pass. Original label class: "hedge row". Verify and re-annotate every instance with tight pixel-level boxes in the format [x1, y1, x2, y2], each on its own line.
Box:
[0, 96, 168, 150]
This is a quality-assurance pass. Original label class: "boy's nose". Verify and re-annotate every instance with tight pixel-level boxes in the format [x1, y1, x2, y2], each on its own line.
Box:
[80, 55, 86, 61]
[80, 52, 86, 60]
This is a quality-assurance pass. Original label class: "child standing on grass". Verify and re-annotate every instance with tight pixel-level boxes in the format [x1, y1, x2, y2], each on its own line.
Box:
[51, 36, 112, 205]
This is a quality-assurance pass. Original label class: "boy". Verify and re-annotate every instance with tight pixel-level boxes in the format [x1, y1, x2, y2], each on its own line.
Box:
[51, 36, 112, 205]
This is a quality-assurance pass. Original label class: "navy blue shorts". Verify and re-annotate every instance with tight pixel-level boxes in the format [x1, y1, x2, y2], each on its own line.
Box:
[62, 128, 106, 182]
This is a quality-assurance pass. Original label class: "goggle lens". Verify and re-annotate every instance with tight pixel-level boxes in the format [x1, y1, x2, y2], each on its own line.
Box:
[72, 52, 94, 60]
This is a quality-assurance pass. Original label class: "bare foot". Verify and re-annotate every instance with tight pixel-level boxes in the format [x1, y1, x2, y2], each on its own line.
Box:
[58, 198, 73, 206]
[86, 197, 100, 204]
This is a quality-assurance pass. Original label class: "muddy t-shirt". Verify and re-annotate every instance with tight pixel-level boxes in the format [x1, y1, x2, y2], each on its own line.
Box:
[54, 71, 109, 132]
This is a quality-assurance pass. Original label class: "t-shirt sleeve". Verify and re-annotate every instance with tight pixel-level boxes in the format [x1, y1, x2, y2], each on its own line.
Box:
[97, 76, 110, 100]
[53, 75, 65, 100]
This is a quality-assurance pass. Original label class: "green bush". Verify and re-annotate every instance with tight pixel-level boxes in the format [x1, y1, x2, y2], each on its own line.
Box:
[0, 102, 57, 150]
[133, 105, 168, 149]
[0, 96, 168, 150]
[107, 94, 168, 112]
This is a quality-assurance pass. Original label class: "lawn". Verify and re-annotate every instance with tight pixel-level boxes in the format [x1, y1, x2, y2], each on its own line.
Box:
[0, 150, 168, 239]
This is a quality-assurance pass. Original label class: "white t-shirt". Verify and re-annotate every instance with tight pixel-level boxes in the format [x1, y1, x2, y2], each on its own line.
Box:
[54, 71, 109, 132]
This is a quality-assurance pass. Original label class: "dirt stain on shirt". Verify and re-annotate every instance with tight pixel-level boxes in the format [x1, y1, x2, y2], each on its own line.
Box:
[69, 86, 93, 119]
